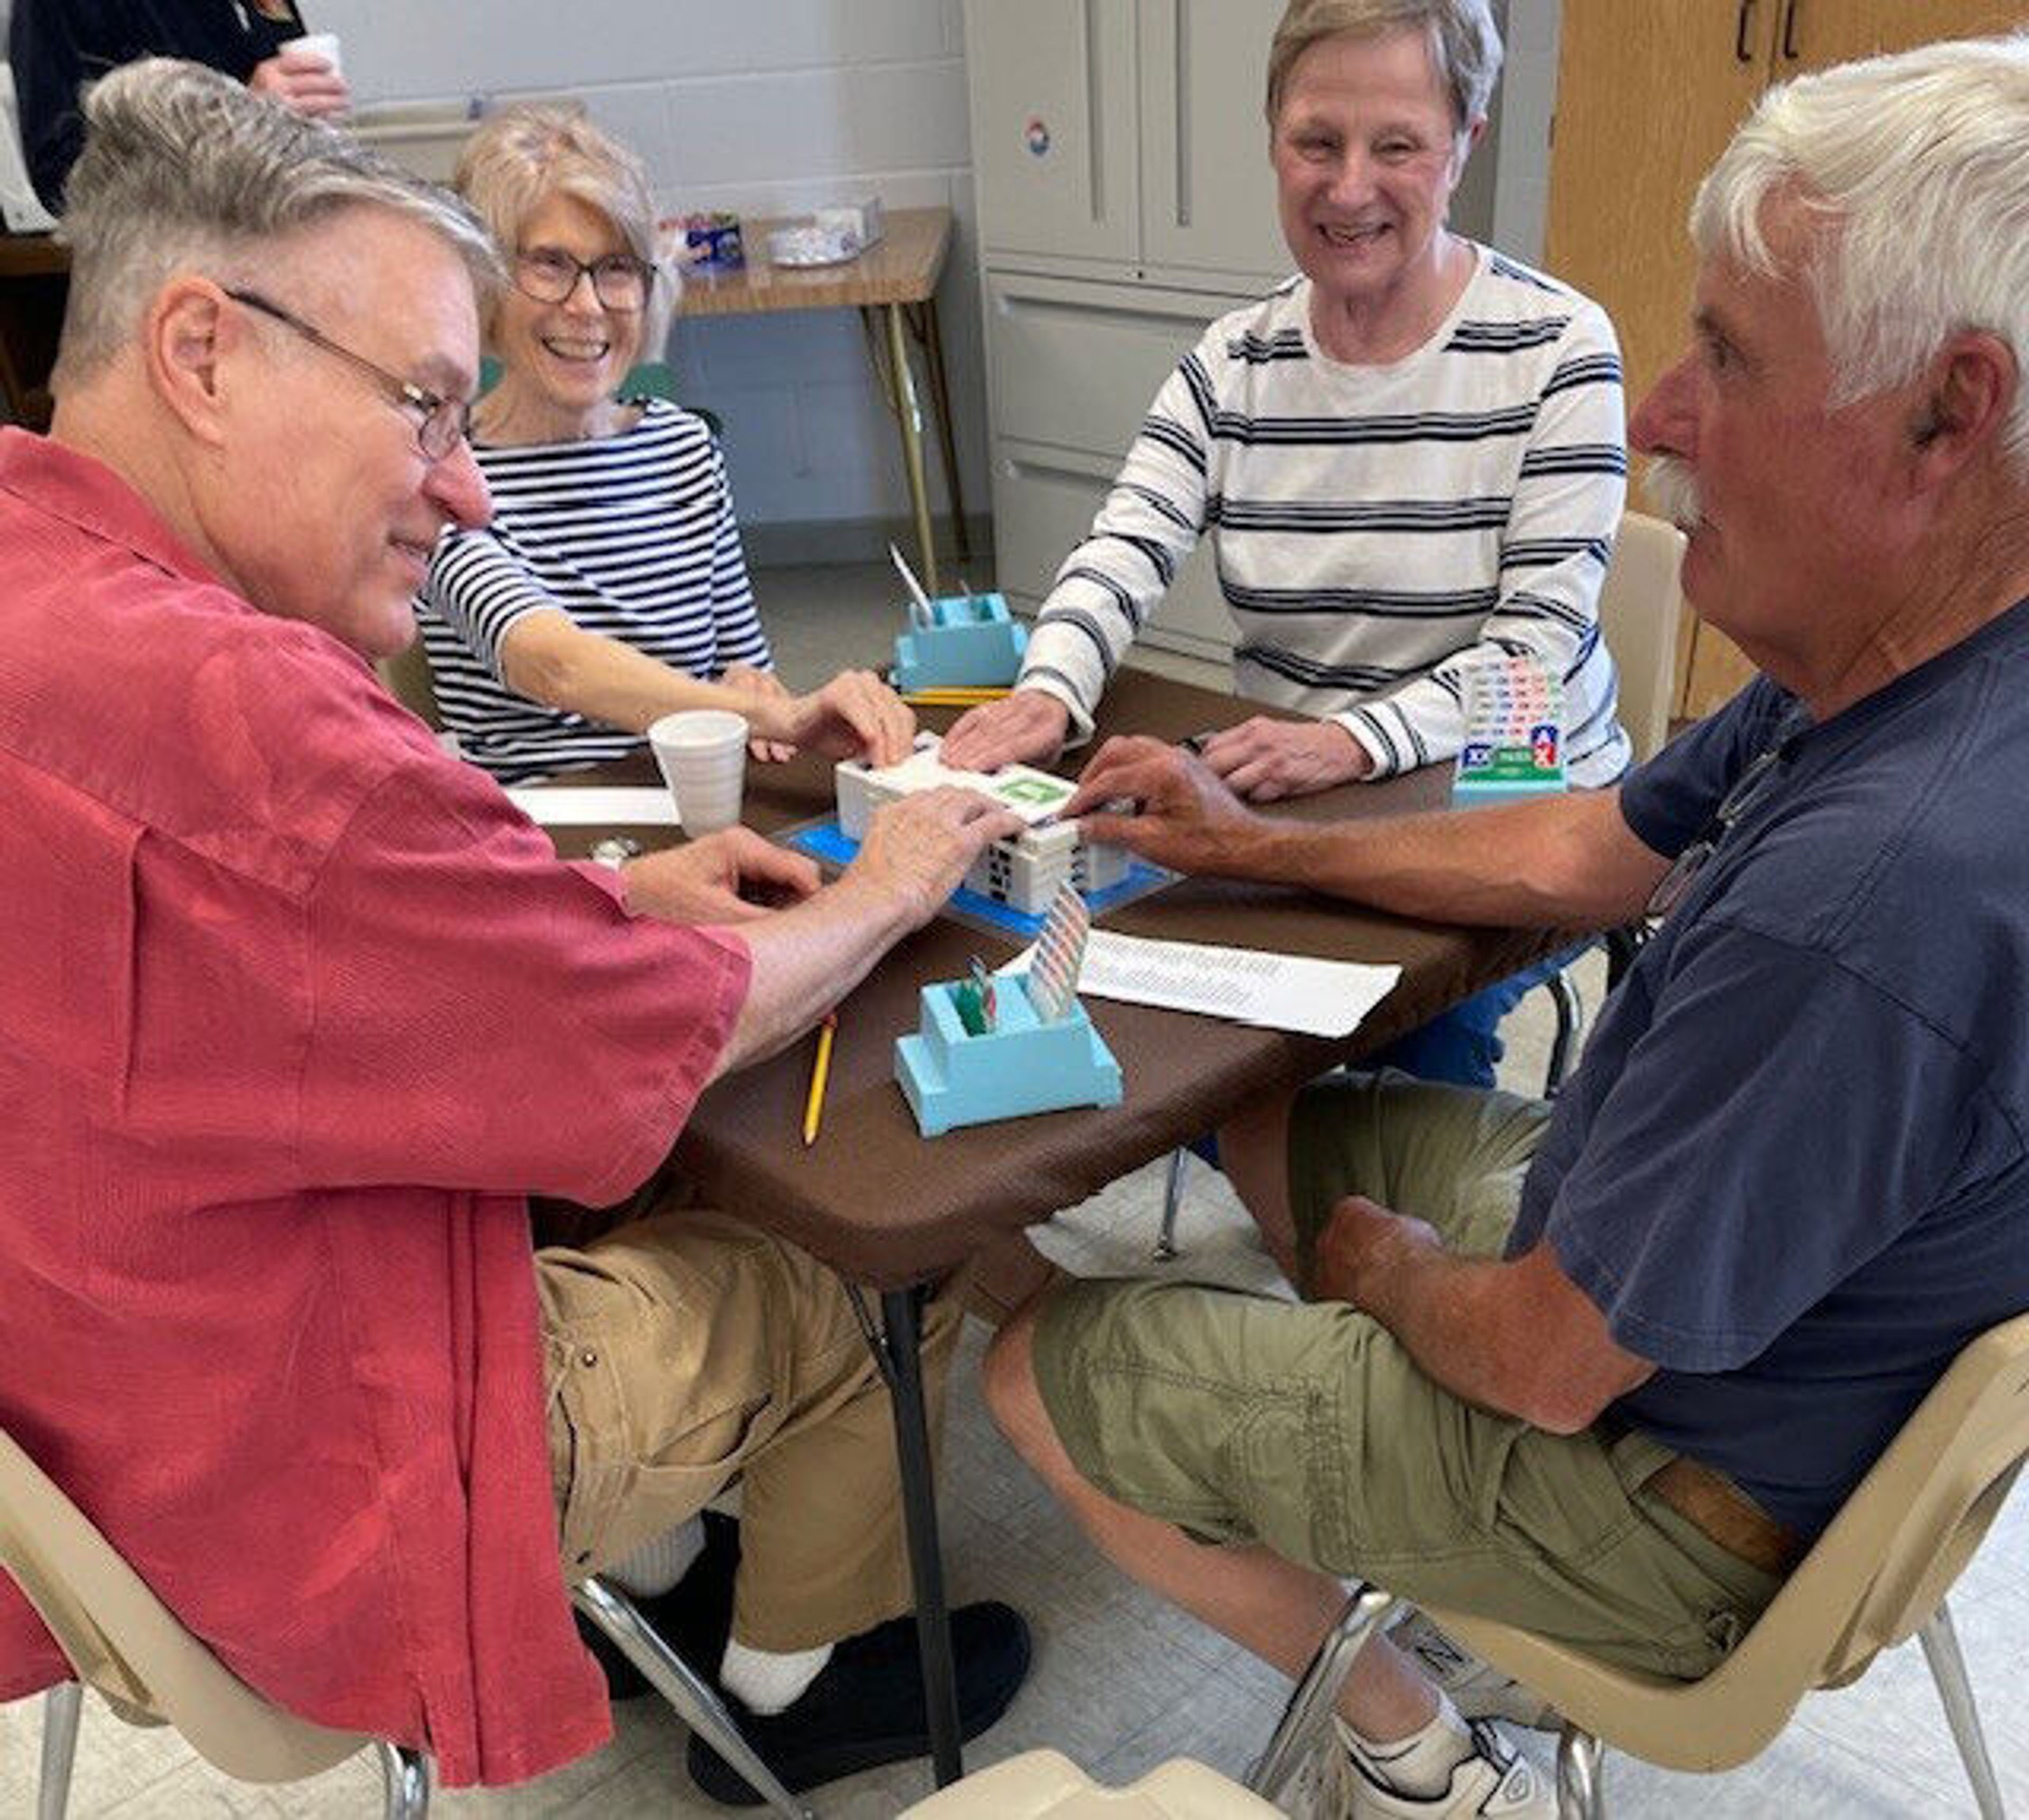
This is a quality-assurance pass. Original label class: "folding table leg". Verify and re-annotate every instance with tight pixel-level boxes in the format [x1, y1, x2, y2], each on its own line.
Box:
[849, 1282, 964, 1787]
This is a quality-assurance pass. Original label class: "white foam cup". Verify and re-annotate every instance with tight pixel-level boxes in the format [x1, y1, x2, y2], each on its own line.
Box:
[283, 31, 343, 77]
[649, 709, 749, 835]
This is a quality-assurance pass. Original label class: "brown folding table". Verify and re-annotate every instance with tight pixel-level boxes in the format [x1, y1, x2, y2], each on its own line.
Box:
[540, 667, 1568, 1793]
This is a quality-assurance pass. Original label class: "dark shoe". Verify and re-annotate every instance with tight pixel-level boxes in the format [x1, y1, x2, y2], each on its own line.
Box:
[685, 1601, 1031, 1805]
[576, 1511, 741, 1702]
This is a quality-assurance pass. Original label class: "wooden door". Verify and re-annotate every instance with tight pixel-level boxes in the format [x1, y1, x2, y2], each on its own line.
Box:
[1546, 1, 1770, 425]
[1772, 0, 2027, 70]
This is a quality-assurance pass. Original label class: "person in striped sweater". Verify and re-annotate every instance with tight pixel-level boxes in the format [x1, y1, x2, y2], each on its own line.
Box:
[943, 0, 1628, 805]
[947, 0, 1629, 1095]
[418, 105, 913, 786]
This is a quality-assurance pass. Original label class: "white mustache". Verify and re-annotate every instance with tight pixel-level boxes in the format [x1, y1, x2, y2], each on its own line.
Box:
[1643, 457, 1701, 531]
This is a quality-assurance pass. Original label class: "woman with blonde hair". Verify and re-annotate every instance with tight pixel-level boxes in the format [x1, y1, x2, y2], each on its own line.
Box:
[419, 104, 912, 785]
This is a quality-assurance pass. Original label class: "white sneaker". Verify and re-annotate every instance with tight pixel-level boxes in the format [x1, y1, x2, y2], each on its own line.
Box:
[1389, 1611, 1560, 1731]
[1292, 1720, 1553, 1819]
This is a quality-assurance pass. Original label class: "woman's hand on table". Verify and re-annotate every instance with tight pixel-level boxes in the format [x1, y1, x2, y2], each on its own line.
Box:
[719, 665, 797, 762]
[764, 670, 917, 766]
[1196, 717, 1371, 802]
[938, 690, 1069, 773]
[620, 829, 821, 924]
[1064, 736, 1268, 879]
[842, 788, 1026, 930]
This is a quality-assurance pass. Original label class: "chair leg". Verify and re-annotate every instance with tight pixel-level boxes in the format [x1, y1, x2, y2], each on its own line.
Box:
[1543, 969, 1583, 1097]
[572, 1576, 815, 1820]
[1919, 1599, 2007, 1820]
[374, 1740, 431, 1818]
[1246, 1584, 1401, 1803]
[1153, 1147, 1190, 1261]
[38, 1682, 83, 1820]
[1556, 1723, 1605, 1819]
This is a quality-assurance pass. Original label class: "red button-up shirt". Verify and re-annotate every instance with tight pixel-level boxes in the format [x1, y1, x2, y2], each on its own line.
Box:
[0, 430, 750, 1785]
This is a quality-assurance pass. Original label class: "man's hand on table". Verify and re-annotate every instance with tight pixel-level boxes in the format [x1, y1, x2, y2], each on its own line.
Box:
[1197, 716, 1371, 801]
[843, 788, 1026, 929]
[939, 690, 1069, 772]
[1064, 736, 1270, 879]
[621, 829, 822, 924]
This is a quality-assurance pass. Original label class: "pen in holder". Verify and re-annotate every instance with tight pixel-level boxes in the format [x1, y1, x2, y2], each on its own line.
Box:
[894, 968, 1122, 1136]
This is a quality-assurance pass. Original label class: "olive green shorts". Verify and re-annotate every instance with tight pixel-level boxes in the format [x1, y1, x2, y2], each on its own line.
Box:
[1032, 1071, 1781, 1678]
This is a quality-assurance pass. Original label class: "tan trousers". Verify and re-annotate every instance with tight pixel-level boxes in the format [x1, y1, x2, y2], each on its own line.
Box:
[536, 1202, 963, 1651]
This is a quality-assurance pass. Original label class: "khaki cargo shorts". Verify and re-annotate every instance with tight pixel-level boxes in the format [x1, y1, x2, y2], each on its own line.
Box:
[1032, 1071, 1781, 1679]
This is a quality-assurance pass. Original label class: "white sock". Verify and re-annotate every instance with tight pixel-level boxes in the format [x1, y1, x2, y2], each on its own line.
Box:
[606, 1516, 705, 1598]
[719, 1635, 835, 1715]
[1336, 1692, 1476, 1800]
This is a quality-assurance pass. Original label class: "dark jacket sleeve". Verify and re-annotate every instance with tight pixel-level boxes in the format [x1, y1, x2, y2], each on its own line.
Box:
[9, 0, 105, 213]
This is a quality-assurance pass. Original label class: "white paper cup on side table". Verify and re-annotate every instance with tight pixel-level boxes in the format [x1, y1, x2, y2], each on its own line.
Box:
[283, 31, 344, 76]
[649, 709, 749, 834]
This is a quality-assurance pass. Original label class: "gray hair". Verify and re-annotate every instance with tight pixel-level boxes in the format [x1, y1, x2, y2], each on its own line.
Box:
[1694, 34, 2029, 465]
[1265, 0, 1503, 132]
[454, 104, 675, 360]
[54, 58, 499, 386]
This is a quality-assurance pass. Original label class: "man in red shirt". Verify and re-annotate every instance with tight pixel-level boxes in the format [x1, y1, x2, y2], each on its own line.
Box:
[0, 58, 1028, 1799]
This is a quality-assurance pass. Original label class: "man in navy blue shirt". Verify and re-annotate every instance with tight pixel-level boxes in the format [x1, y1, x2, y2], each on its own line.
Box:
[984, 31, 2029, 1820]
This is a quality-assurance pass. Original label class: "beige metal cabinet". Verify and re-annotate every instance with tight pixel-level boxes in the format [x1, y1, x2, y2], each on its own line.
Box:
[965, 0, 1288, 665]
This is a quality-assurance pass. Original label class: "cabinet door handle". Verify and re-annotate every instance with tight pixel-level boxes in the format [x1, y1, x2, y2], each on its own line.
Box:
[1734, 0, 1757, 63]
[1174, 0, 1195, 227]
[1780, 0, 1801, 60]
[1084, 0, 1105, 224]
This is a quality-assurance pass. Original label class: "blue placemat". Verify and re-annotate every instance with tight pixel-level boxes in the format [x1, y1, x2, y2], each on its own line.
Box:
[784, 816, 1174, 941]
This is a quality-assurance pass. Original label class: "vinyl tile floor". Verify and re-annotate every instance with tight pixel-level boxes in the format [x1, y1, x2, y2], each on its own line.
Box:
[7, 563, 2024, 1816]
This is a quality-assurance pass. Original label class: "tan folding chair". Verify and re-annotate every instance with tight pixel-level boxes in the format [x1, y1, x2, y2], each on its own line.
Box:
[0, 1425, 429, 1818]
[1, 1425, 811, 1820]
[900, 1745, 1284, 1816]
[1250, 1311, 2029, 1818]
[375, 637, 444, 731]
[1535, 509, 1686, 1093]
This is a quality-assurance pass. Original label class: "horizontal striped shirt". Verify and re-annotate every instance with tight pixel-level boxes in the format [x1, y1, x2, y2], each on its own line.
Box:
[419, 399, 770, 783]
[1019, 246, 1631, 785]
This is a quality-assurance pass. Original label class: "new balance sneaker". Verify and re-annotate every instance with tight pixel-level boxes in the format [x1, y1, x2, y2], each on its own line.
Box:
[1295, 1719, 1553, 1819]
[1389, 1611, 1559, 1731]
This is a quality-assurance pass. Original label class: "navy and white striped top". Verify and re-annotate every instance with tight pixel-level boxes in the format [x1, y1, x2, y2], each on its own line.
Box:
[418, 399, 770, 783]
[1019, 246, 1632, 785]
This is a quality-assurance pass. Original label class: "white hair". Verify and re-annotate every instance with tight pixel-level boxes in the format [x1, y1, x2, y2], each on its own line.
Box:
[1692, 34, 2029, 465]
[54, 58, 500, 385]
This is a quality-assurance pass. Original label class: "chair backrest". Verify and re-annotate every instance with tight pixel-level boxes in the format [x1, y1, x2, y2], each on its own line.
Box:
[1597, 512, 1686, 764]
[1794, 1310, 2029, 1682]
[1440, 1310, 2029, 1769]
[377, 636, 445, 731]
[0, 1427, 371, 1783]
[899, 1746, 1286, 1816]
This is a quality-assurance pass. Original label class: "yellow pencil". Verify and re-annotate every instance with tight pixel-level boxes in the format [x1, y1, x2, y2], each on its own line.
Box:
[901, 688, 1012, 705]
[802, 1013, 837, 1147]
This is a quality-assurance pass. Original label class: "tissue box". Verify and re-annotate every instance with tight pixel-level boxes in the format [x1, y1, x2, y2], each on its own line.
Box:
[815, 197, 885, 252]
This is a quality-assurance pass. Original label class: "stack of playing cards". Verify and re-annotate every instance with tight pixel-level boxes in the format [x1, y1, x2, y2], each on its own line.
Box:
[1454, 654, 1567, 803]
[1026, 885, 1090, 1023]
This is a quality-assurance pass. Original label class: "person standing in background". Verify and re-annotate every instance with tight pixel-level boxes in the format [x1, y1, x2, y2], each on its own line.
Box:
[10, 0, 349, 211]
